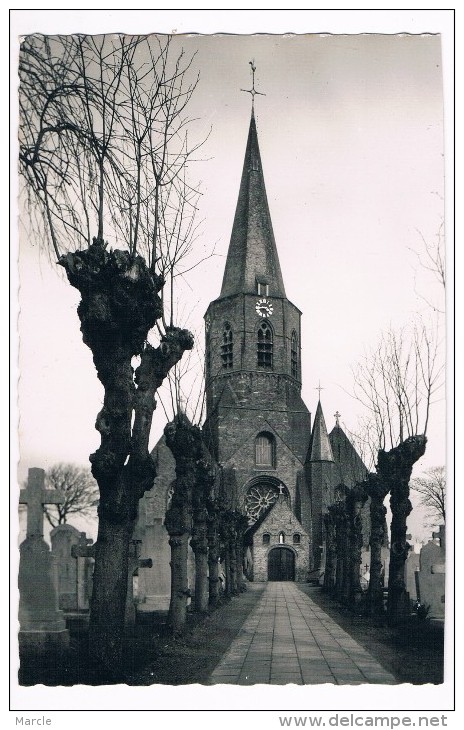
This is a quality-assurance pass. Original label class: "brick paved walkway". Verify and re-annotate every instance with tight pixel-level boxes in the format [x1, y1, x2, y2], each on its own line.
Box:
[207, 582, 398, 685]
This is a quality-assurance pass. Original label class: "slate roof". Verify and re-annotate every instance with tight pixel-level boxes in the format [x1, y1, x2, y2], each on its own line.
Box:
[219, 111, 286, 299]
[308, 400, 335, 463]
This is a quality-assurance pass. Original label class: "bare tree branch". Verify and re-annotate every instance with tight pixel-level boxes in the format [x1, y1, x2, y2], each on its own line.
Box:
[412, 465, 446, 525]
[44, 463, 99, 528]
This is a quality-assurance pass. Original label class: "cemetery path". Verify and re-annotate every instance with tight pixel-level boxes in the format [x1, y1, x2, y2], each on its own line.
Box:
[207, 582, 398, 685]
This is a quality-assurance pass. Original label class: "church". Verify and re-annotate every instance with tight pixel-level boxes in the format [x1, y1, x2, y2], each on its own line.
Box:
[134, 105, 370, 610]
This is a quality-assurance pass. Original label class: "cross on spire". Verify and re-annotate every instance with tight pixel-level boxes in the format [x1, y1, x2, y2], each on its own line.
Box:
[315, 381, 324, 399]
[334, 410, 341, 426]
[241, 60, 266, 111]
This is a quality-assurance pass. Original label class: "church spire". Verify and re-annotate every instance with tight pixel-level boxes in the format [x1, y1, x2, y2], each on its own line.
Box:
[309, 400, 335, 463]
[219, 108, 286, 299]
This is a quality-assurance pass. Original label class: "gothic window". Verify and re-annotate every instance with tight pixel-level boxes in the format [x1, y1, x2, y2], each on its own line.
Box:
[279, 531, 285, 544]
[257, 321, 273, 369]
[291, 330, 298, 379]
[262, 533, 270, 545]
[293, 533, 301, 545]
[221, 322, 233, 369]
[255, 432, 275, 467]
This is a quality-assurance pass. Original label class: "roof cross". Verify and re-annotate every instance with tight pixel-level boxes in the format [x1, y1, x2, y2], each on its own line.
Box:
[241, 60, 266, 111]
[334, 411, 341, 426]
[315, 381, 324, 398]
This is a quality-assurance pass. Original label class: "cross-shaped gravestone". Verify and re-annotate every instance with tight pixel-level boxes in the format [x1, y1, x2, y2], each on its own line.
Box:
[126, 539, 153, 627]
[71, 532, 95, 612]
[432, 524, 446, 551]
[18, 467, 69, 650]
[20, 467, 65, 538]
[71, 532, 95, 559]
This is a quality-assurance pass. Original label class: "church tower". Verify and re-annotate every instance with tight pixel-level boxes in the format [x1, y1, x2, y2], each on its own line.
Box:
[203, 106, 312, 543]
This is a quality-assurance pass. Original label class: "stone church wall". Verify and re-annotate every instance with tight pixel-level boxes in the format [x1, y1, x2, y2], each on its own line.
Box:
[251, 498, 309, 582]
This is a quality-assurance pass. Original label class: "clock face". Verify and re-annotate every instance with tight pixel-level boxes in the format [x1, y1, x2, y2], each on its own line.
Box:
[255, 297, 273, 318]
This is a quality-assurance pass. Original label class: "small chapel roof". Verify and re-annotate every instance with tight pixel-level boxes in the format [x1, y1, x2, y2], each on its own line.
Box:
[329, 421, 369, 486]
[219, 111, 286, 299]
[308, 400, 335, 463]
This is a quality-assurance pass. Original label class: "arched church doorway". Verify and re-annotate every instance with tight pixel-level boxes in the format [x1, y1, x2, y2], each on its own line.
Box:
[268, 547, 295, 581]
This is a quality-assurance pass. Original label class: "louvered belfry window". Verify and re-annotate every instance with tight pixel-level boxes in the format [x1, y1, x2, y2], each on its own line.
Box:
[291, 330, 298, 379]
[257, 321, 273, 368]
[221, 323, 233, 369]
[255, 433, 274, 467]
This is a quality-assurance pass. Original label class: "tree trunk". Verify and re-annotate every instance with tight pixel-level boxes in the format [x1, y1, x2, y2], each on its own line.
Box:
[382, 436, 427, 624]
[229, 540, 237, 595]
[191, 505, 209, 613]
[88, 517, 133, 675]
[194, 549, 209, 612]
[334, 505, 346, 602]
[341, 513, 351, 605]
[323, 512, 336, 594]
[207, 504, 220, 607]
[346, 485, 368, 606]
[224, 540, 232, 595]
[164, 415, 202, 633]
[191, 458, 215, 613]
[168, 532, 190, 634]
[232, 513, 247, 592]
[367, 491, 387, 614]
[60, 241, 193, 671]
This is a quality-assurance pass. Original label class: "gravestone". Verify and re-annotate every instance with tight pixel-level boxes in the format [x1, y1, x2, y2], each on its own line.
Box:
[136, 493, 172, 612]
[18, 468, 70, 652]
[71, 533, 95, 611]
[417, 534, 445, 619]
[125, 539, 153, 627]
[405, 550, 420, 602]
[433, 524, 446, 551]
[50, 524, 81, 610]
[51, 526, 94, 611]
[361, 545, 390, 586]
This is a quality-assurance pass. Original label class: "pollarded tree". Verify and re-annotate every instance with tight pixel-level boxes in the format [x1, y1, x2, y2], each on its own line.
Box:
[18, 33, 204, 676]
[353, 320, 443, 622]
[161, 355, 219, 626]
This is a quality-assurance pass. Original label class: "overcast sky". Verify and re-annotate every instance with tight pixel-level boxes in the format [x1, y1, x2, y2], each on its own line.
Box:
[16, 15, 448, 544]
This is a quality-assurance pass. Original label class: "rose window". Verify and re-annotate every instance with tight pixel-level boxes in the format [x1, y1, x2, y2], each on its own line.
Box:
[245, 483, 289, 523]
